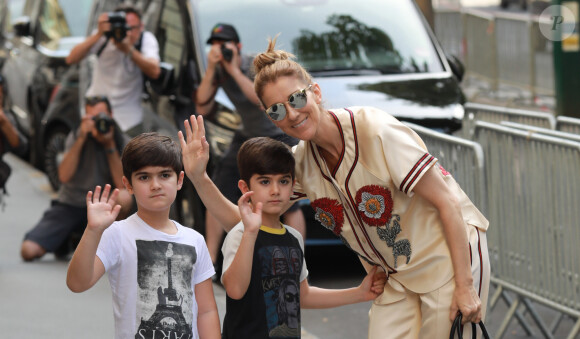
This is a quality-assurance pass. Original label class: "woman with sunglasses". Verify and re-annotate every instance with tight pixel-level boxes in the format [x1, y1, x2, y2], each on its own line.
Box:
[180, 37, 490, 339]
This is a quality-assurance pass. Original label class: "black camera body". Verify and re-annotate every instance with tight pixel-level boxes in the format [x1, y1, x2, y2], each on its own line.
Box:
[221, 44, 233, 62]
[106, 11, 129, 42]
[93, 112, 114, 134]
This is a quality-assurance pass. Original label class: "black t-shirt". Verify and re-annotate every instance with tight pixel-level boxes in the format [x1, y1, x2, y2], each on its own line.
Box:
[222, 228, 304, 339]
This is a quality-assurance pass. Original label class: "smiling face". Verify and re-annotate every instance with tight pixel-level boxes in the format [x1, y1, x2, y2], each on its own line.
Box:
[261, 76, 323, 142]
[123, 166, 184, 214]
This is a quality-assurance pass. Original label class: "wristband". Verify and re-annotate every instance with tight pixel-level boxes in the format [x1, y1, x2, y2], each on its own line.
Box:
[106, 148, 116, 154]
[127, 46, 135, 58]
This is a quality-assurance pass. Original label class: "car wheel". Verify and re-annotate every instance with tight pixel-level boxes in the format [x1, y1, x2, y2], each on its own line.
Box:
[44, 126, 69, 191]
[500, 0, 509, 8]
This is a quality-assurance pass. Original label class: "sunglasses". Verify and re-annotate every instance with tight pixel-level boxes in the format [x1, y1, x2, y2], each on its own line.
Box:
[265, 84, 312, 121]
[85, 96, 109, 106]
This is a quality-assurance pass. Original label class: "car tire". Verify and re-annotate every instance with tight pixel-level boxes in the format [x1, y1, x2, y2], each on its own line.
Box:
[500, 0, 509, 8]
[44, 126, 69, 191]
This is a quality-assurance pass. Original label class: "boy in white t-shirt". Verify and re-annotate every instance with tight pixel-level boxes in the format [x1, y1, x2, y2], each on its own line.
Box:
[67, 132, 220, 339]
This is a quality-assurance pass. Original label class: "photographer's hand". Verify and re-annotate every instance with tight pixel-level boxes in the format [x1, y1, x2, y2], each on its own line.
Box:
[221, 41, 240, 76]
[57, 115, 93, 184]
[92, 124, 115, 147]
[195, 45, 221, 116]
[97, 12, 111, 37]
[66, 13, 109, 65]
[79, 114, 95, 141]
[96, 127, 124, 190]
[208, 44, 222, 70]
[113, 36, 132, 55]
[0, 106, 21, 149]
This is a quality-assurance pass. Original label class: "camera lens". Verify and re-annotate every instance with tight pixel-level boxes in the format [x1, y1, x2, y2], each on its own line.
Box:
[221, 44, 233, 62]
[106, 11, 128, 42]
[93, 112, 113, 134]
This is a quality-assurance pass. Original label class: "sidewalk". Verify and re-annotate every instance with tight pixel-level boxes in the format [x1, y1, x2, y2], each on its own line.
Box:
[0, 153, 227, 338]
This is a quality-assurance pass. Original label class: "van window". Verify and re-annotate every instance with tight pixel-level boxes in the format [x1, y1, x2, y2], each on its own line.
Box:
[158, 0, 185, 76]
[194, 0, 444, 75]
[4, 0, 26, 33]
[38, 0, 92, 50]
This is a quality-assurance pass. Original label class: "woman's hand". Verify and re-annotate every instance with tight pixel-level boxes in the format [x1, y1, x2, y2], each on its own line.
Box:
[450, 283, 482, 324]
[179, 115, 210, 181]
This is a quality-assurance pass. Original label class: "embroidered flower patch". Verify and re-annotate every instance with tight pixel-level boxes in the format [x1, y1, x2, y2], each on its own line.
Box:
[355, 185, 393, 226]
[310, 198, 344, 235]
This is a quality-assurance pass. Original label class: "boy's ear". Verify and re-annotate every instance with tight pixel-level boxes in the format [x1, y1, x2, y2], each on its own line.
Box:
[122, 176, 133, 194]
[238, 179, 250, 194]
[177, 171, 184, 191]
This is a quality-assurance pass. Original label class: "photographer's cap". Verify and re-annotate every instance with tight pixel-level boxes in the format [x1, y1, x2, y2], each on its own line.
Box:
[206, 23, 239, 44]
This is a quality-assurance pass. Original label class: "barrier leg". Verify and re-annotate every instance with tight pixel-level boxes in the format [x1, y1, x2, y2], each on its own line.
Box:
[496, 297, 520, 339]
[501, 290, 535, 336]
[566, 318, 580, 339]
[549, 313, 564, 334]
[489, 284, 502, 309]
[521, 298, 554, 339]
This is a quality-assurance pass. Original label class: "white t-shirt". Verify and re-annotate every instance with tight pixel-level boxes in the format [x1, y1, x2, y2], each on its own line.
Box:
[97, 214, 214, 339]
[86, 31, 160, 131]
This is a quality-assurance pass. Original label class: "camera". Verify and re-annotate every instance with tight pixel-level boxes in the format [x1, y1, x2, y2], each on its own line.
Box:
[221, 44, 233, 62]
[93, 112, 114, 134]
[106, 11, 129, 42]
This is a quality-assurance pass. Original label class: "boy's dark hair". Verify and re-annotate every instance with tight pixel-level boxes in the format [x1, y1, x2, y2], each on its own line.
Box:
[237, 137, 295, 185]
[114, 3, 142, 20]
[121, 132, 182, 183]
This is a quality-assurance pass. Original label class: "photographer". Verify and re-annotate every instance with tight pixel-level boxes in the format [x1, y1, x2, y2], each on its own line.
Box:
[0, 75, 27, 158]
[0, 75, 27, 207]
[66, 4, 160, 135]
[20, 96, 132, 261]
[196, 23, 306, 277]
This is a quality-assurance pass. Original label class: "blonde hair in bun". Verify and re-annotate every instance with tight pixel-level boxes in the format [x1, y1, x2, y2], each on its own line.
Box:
[253, 35, 313, 101]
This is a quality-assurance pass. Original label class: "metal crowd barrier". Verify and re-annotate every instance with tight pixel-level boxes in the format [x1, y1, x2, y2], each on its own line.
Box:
[474, 121, 580, 339]
[500, 121, 580, 143]
[556, 116, 580, 135]
[433, 7, 464, 62]
[495, 13, 532, 92]
[405, 122, 485, 213]
[461, 102, 556, 138]
[434, 7, 555, 98]
[463, 9, 497, 88]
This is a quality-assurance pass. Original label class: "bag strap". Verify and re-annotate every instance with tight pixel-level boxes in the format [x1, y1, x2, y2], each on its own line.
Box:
[449, 313, 490, 339]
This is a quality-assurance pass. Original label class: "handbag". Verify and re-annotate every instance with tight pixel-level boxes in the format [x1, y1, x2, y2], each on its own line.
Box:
[449, 313, 491, 339]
